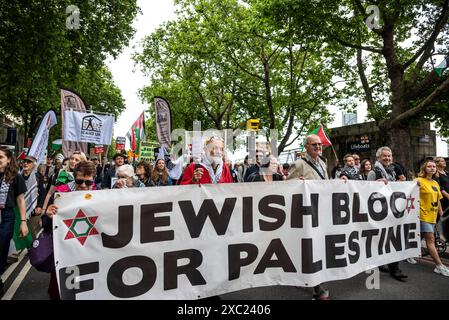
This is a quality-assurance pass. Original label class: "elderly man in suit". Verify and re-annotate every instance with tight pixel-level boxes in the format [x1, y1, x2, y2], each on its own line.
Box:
[288, 134, 330, 300]
[288, 134, 328, 180]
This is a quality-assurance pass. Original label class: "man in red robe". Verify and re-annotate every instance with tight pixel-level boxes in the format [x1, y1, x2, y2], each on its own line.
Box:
[180, 136, 233, 185]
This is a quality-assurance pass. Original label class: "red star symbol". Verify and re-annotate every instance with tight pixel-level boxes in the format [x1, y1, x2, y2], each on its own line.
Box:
[405, 195, 416, 214]
[63, 209, 99, 246]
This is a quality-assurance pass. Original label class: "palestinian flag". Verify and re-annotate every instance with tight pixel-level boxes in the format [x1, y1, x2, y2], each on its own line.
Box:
[309, 124, 332, 147]
[52, 139, 62, 150]
[126, 112, 146, 153]
[435, 56, 448, 77]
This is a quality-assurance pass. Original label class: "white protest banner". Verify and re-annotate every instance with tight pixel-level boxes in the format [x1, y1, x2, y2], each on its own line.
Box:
[53, 180, 420, 300]
[28, 110, 57, 164]
[63, 111, 114, 145]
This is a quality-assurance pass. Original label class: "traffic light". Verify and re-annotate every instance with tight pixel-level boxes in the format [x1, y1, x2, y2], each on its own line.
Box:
[246, 119, 260, 131]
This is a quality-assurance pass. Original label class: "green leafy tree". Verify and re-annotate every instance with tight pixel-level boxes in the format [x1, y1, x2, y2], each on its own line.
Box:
[135, 0, 341, 153]
[0, 0, 139, 144]
[265, 0, 449, 170]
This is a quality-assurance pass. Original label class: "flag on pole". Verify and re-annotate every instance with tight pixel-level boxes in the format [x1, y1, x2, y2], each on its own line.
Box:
[309, 124, 332, 146]
[435, 56, 448, 77]
[27, 110, 58, 164]
[61, 89, 88, 157]
[154, 97, 172, 150]
[126, 112, 146, 153]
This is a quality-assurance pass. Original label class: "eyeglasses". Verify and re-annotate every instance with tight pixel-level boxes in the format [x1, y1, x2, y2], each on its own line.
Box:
[309, 143, 322, 147]
[75, 179, 94, 186]
[23, 159, 33, 164]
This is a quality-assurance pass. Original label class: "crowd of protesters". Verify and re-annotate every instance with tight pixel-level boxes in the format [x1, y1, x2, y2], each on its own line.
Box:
[1, 134, 449, 300]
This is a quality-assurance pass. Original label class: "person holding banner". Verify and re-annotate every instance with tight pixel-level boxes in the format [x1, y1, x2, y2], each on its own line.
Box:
[415, 159, 449, 276]
[113, 165, 145, 188]
[338, 154, 363, 181]
[367, 146, 408, 281]
[0, 147, 29, 295]
[180, 136, 233, 185]
[151, 159, 172, 186]
[44, 160, 98, 299]
[249, 155, 284, 182]
[41, 151, 87, 216]
[287, 134, 330, 300]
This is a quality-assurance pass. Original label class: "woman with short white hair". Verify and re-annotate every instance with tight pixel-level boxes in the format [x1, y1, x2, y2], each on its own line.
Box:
[113, 164, 145, 188]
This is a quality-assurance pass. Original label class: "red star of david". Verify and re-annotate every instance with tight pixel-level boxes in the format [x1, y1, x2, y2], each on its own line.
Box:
[405, 195, 416, 214]
[63, 209, 99, 246]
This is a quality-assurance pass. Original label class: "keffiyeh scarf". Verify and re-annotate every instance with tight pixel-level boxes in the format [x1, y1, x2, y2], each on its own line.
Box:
[21, 168, 38, 219]
[0, 174, 11, 210]
[201, 156, 223, 184]
[374, 161, 396, 181]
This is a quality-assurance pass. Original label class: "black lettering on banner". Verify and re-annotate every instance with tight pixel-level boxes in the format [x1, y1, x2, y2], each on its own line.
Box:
[179, 198, 237, 238]
[164, 249, 206, 290]
[102, 205, 133, 249]
[361, 229, 379, 258]
[390, 192, 406, 218]
[254, 239, 297, 274]
[352, 193, 368, 222]
[59, 262, 99, 300]
[385, 226, 402, 253]
[404, 223, 418, 249]
[325, 234, 347, 268]
[228, 243, 258, 280]
[140, 202, 174, 243]
[378, 227, 387, 255]
[301, 239, 322, 273]
[258, 195, 286, 231]
[242, 197, 253, 233]
[348, 231, 360, 264]
[291, 194, 319, 228]
[368, 192, 388, 221]
[332, 193, 350, 225]
[107, 256, 157, 298]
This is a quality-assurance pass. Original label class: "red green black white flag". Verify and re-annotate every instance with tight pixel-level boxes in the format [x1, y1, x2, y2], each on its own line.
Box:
[435, 56, 448, 77]
[309, 124, 332, 146]
[126, 112, 146, 152]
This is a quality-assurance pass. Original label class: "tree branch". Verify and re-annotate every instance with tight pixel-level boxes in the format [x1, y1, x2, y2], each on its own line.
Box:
[331, 36, 383, 53]
[357, 48, 376, 112]
[403, 0, 449, 71]
[227, 50, 265, 81]
[392, 75, 449, 125]
[282, 102, 319, 149]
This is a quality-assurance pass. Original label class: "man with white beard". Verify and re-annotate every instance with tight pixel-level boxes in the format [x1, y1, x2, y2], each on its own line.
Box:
[180, 136, 233, 184]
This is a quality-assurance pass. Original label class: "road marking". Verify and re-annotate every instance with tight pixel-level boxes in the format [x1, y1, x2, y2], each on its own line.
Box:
[1, 260, 32, 300]
[1, 250, 27, 283]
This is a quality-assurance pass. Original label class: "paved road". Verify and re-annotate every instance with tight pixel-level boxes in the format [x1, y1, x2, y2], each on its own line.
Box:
[2, 252, 448, 300]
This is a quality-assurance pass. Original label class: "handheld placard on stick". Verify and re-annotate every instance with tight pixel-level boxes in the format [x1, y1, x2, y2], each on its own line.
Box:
[192, 121, 202, 187]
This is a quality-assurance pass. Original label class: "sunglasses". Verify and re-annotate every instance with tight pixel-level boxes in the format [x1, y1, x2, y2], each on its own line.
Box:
[75, 179, 94, 186]
[23, 159, 34, 164]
